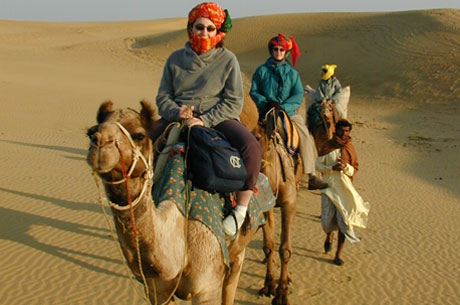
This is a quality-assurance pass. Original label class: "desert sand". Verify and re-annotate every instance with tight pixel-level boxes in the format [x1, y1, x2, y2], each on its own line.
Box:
[1, 9, 460, 305]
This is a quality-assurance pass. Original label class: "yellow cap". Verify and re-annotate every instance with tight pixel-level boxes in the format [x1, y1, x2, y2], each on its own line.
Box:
[321, 64, 337, 80]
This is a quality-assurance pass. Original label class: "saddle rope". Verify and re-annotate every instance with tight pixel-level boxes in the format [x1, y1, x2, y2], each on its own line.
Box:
[263, 108, 283, 199]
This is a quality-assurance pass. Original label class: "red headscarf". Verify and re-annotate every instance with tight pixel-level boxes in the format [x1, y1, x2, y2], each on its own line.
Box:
[268, 33, 301, 68]
[187, 2, 230, 54]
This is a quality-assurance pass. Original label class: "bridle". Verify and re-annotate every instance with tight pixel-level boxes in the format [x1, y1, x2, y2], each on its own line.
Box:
[92, 121, 153, 211]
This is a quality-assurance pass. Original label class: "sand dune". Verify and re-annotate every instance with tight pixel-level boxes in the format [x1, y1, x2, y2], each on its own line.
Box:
[0, 9, 459, 305]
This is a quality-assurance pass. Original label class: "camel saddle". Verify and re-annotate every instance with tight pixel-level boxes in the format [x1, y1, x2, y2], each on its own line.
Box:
[152, 154, 265, 267]
[264, 109, 300, 158]
[152, 126, 265, 266]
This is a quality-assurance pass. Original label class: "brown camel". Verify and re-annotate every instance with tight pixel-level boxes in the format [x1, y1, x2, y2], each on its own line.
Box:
[305, 85, 351, 153]
[312, 100, 336, 154]
[251, 108, 303, 305]
[86, 100, 259, 305]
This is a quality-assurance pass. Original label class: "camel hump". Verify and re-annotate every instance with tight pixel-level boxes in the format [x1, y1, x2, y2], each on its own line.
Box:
[240, 93, 258, 132]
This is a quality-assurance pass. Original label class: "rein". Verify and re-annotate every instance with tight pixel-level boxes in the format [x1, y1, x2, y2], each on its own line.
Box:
[92, 118, 189, 305]
[262, 108, 282, 198]
[92, 120, 153, 304]
[106, 122, 153, 211]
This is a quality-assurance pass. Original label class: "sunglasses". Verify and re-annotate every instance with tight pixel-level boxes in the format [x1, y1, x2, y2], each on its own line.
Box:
[273, 47, 285, 52]
[322, 69, 328, 73]
[194, 24, 217, 32]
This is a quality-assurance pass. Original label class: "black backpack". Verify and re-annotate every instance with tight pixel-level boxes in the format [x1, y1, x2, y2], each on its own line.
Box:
[186, 126, 247, 193]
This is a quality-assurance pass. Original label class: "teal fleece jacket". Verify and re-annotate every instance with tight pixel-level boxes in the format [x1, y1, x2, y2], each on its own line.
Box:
[250, 59, 304, 117]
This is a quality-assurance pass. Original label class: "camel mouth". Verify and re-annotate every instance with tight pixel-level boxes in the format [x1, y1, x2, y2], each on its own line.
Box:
[97, 167, 113, 174]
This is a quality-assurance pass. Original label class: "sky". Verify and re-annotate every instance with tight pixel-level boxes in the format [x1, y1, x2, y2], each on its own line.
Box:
[1, 0, 460, 22]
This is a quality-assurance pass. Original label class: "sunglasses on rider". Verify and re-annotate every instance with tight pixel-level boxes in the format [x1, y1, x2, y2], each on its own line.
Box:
[322, 68, 328, 73]
[194, 24, 217, 32]
[273, 47, 285, 52]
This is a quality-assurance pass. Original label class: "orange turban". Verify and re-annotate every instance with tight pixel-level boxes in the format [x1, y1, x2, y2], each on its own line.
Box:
[188, 2, 226, 30]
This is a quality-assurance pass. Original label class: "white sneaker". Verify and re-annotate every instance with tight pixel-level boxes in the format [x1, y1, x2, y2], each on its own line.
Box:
[223, 210, 246, 236]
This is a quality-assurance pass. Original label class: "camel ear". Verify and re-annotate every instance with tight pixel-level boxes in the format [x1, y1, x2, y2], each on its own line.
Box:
[97, 101, 114, 123]
[86, 125, 99, 138]
[140, 100, 157, 132]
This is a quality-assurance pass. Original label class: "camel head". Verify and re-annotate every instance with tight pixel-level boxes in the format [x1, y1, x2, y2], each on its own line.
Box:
[320, 100, 335, 140]
[87, 100, 157, 192]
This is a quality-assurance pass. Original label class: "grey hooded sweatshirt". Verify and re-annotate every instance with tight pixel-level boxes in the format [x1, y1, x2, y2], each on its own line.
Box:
[314, 76, 342, 104]
[156, 43, 244, 128]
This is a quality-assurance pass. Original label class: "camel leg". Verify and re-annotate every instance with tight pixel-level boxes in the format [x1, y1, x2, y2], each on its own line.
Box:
[222, 248, 246, 305]
[273, 198, 296, 305]
[259, 210, 277, 297]
[223, 225, 258, 305]
[192, 286, 222, 305]
[146, 278, 178, 305]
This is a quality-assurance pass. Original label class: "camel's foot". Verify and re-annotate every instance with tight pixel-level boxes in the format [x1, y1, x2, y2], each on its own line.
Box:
[272, 285, 290, 305]
[258, 278, 276, 297]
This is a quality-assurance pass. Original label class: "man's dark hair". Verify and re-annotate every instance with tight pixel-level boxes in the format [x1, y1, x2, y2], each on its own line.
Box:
[336, 119, 352, 131]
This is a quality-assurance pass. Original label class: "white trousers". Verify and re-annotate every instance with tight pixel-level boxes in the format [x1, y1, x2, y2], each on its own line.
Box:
[290, 114, 318, 174]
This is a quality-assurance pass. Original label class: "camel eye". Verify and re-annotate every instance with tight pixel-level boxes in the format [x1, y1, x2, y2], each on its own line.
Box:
[132, 133, 145, 142]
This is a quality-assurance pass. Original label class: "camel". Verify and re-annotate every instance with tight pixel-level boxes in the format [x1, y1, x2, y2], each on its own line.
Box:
[312, 99, 336, 154]
[251, 108, 304, 305]
[305, 85, 351, 153]
[86, 100, 259, 305]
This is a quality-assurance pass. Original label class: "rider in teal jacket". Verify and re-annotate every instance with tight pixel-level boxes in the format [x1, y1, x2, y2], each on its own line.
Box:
[250, 33, 328, 190]
[250, 58, 304, 118]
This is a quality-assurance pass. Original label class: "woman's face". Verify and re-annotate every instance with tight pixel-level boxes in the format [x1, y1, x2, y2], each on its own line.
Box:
[272, 46, 286, 61]
[192, 17, 217, 38]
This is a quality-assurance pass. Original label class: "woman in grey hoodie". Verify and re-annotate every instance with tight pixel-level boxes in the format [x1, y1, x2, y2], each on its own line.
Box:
[154, 2, 261, 236]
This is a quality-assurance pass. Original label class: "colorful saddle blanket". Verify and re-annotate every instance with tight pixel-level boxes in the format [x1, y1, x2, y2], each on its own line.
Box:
[266, 110, 300, 157]
[152, 154, 265, 267]
[278, 110, 300, 157]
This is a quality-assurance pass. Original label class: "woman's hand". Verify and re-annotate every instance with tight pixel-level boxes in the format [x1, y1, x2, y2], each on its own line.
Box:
[179, 105, 194, 120]
[186, 117, 204, 128]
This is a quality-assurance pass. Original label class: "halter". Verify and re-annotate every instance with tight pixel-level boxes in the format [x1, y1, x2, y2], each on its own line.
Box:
[94, 121, 153, 211]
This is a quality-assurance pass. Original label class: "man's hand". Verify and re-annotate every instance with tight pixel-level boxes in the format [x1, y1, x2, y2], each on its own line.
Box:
[332, 162, 345, 171]
[179, 105, 194, 120]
